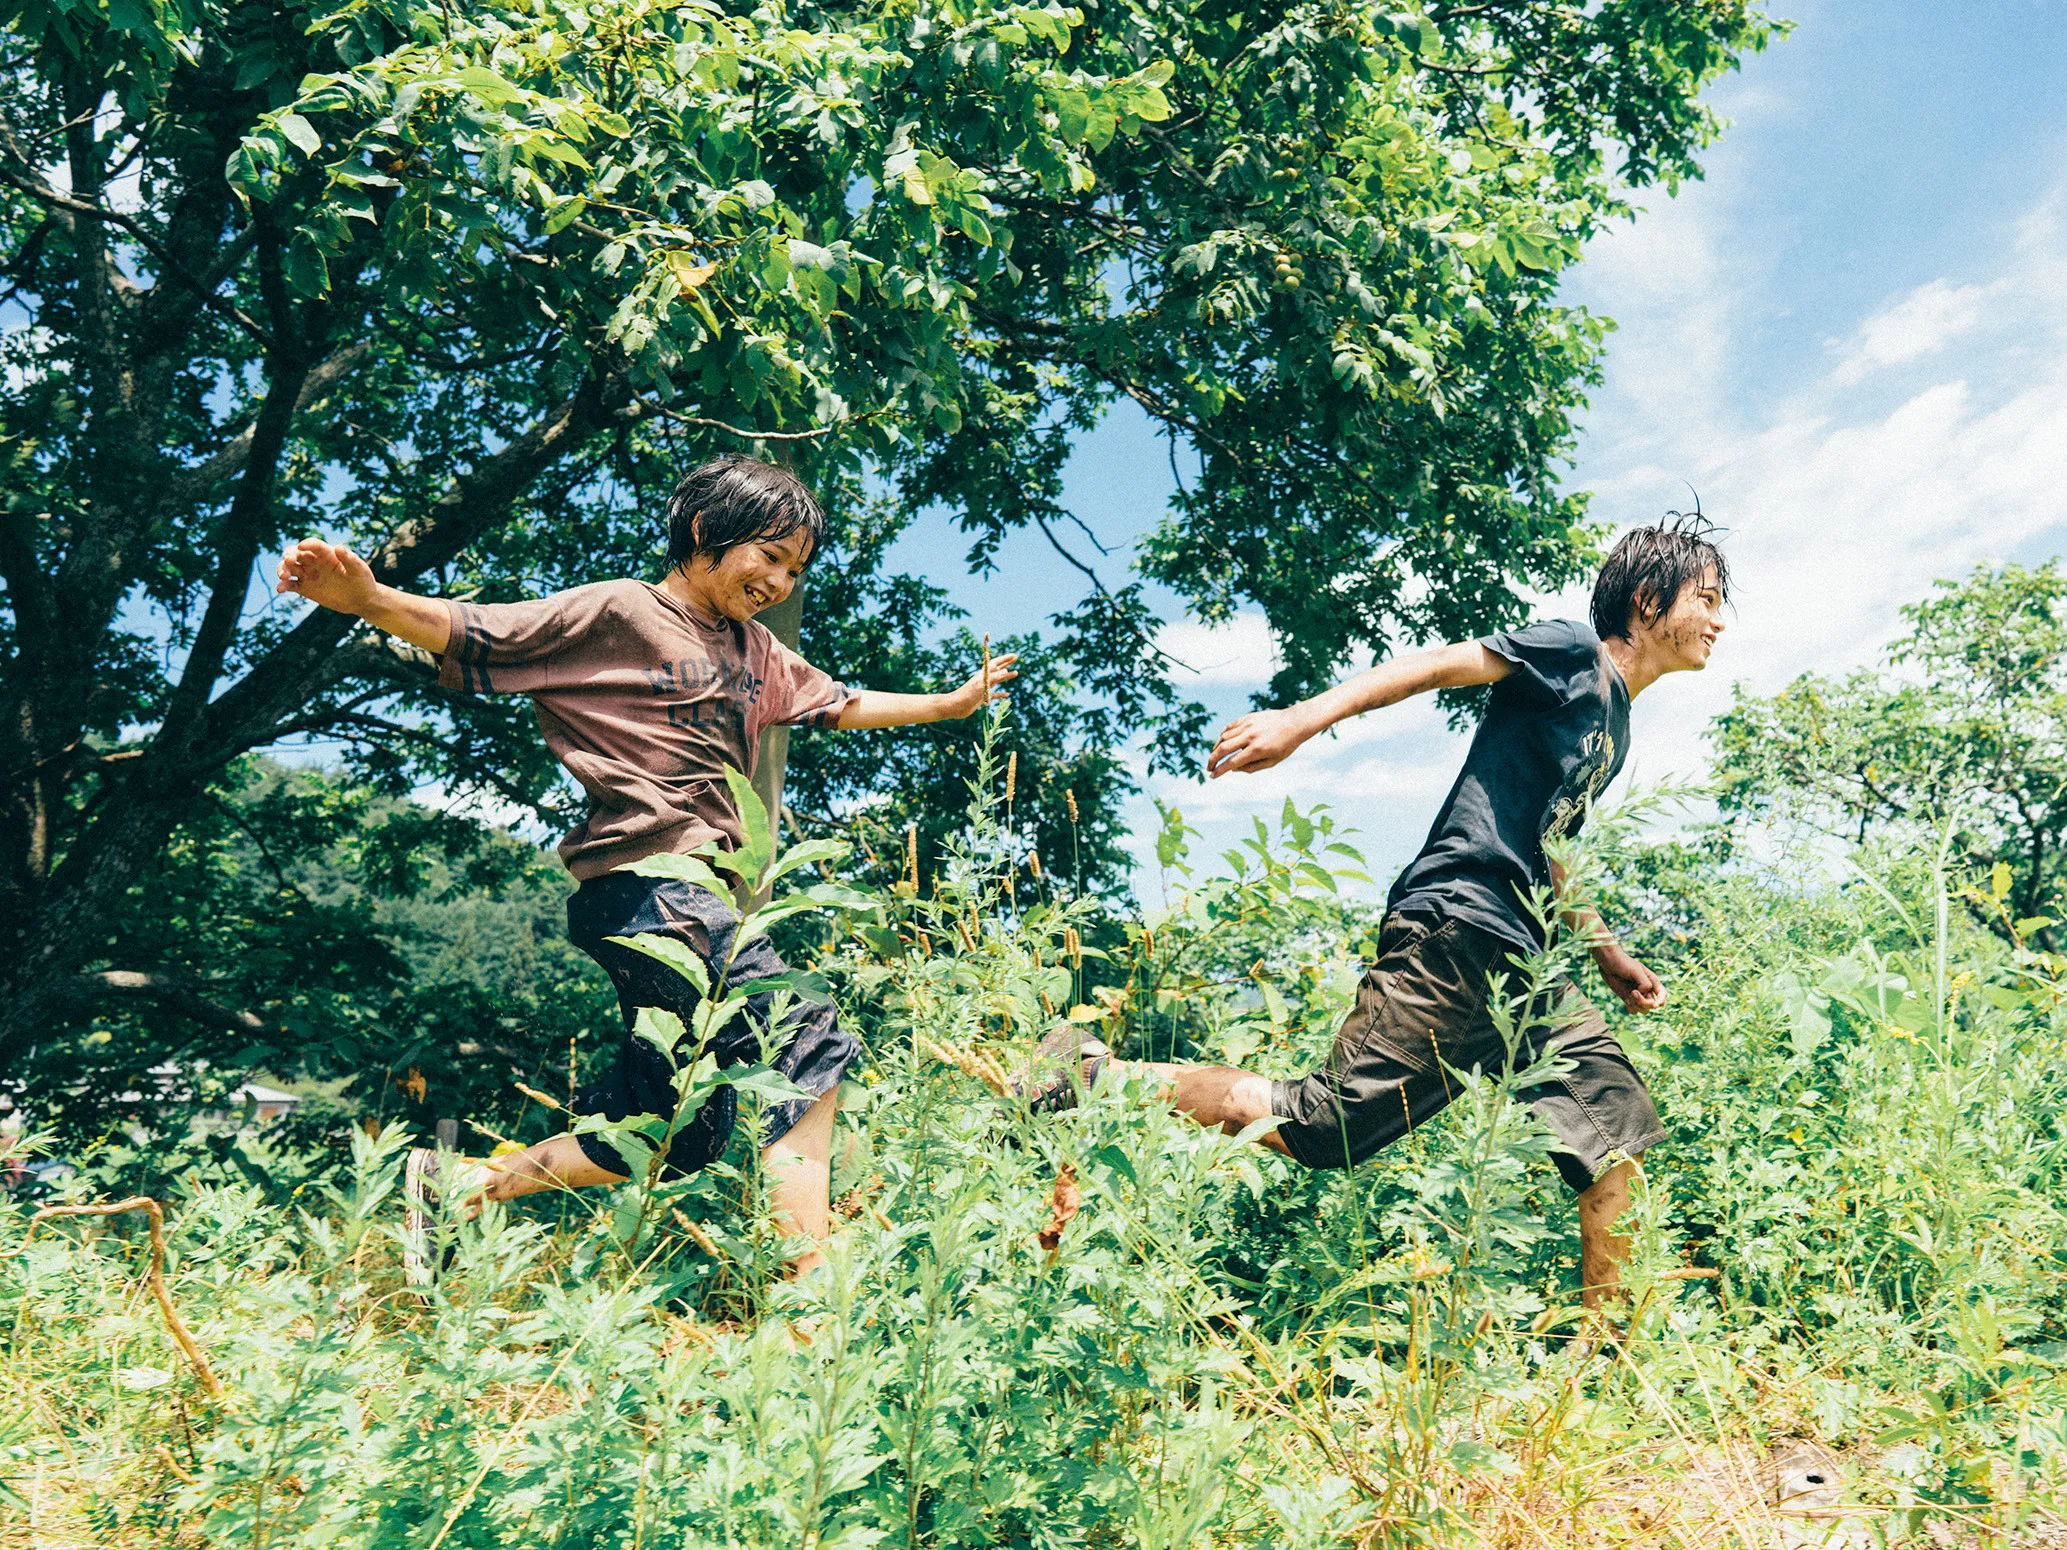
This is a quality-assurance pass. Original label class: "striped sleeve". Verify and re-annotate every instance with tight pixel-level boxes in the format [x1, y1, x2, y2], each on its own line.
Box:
[434, 591, 597, 696]
[762, 636, 856, 732]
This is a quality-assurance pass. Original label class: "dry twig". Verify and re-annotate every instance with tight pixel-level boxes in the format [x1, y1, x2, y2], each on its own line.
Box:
[29, 1197, 226, 1400]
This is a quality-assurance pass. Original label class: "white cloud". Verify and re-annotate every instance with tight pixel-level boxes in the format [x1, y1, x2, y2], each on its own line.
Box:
[1829, 278, 1992, 386]
[1155, 611, 1278, 685]
[1582, 171, 2067, 787]
[1128, 161, 2067, 894]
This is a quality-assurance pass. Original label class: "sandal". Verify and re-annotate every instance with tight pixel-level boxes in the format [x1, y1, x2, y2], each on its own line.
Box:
[401, 1147, 484, 1288]
[1010, 1024, 1111, 1114]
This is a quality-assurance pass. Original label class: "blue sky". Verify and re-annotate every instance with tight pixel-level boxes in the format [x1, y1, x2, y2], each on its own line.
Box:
[887, 0, 2067, 895]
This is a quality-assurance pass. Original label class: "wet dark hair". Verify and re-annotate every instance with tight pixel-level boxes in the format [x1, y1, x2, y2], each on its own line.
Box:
[664, 455, 826, 571]
[1590, 510, 1731, 640]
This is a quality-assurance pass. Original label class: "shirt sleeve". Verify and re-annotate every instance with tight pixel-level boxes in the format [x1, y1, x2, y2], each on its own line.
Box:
[436, 585, 613, 696]
[759, 637, 856, 733]
[1480, 619, 1602, 707]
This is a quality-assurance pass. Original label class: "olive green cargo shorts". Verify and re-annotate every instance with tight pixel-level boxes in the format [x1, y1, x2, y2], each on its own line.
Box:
[1271, 912, 1665, 1191]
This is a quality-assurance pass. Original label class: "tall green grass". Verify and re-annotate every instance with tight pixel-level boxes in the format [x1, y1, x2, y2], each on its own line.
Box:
[6, 717, 2066, 1547]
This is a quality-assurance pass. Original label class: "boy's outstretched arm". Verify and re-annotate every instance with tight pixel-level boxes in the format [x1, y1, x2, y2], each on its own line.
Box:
[837, 654, 1019, 730]
[1207, 640, 1512, 777]
[277, 539, 451, 654]
[1548, 856, 1666, 1014]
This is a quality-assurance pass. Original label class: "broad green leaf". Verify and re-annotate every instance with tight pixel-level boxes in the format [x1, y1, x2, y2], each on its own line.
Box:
[721, 767, 775, 884]
[764, 837, 852, 887]
[282, 242, 329, 298]
[456, 65, 521, 108]
[276, 112, 321, 157]
[633, 1005, 687, 1056]
[544, 194, 587, 234]
[1056, 89, 1091, 145]
[621, 852, 729, 895]
[604, 932, 711, 997]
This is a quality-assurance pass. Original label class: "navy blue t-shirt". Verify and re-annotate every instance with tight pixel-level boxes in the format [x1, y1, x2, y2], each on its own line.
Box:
[1386, 619, 1629, 953]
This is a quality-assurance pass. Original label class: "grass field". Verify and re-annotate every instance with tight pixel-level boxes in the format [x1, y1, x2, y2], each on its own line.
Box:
[8, 769, 2067, 1548]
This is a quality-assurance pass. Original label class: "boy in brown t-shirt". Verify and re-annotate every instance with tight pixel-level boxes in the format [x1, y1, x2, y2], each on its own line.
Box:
[277, 456, 1016, 1277]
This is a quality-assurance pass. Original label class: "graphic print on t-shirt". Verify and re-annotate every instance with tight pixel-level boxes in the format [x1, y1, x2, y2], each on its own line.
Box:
[645, 656, 766, 743]
[1544, 723, 1618, 845]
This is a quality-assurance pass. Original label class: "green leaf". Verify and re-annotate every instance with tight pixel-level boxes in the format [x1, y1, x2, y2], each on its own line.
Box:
[1056, 90, 1091, 145]
[456, 65, 522, 109]
[277, 113, 321, 158]
[604, 932, 711, 998]
[1256, 976, 1288, 1031]
[282, 242, 329, 298]
[621, 852, 729, 894]
[1773, 970, 1831, 1060]
[1093, 1142, 1137, 1187]
[721, 767, 776, 884]
[530, 137, 593, 173]
[764, 837, 852, 887]
[544, 194, 587, 234]
[633, 1005, 687, 1056]
[731, 884, 874, 949]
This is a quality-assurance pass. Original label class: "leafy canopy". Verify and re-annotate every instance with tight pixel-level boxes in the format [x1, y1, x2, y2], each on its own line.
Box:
[0, 0, 1772, 1067]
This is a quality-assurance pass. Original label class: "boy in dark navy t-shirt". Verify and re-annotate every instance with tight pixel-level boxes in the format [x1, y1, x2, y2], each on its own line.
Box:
[1019, 516, 1729, 1312]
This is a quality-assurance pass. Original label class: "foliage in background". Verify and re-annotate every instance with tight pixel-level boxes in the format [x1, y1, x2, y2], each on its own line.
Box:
[0, 0, 1777, 1084]
[1713, 561, 2067, 944]
[19, 757, 615, 1180]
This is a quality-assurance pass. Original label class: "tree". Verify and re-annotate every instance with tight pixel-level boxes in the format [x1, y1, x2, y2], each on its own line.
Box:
[24, 758, 610, 1153]
[1712, 563, 2067, 941]
[0, 0, 1775, 1076]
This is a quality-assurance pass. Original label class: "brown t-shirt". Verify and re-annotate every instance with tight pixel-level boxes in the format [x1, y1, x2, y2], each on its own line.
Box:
[436, 579, 853, 880]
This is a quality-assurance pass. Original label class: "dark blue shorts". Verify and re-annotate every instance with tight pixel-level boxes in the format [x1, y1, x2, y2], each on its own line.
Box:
[566, 872, 859, 1178]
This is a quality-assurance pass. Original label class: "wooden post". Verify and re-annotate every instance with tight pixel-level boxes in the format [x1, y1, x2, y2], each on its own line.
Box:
[750, 581, 805, 907]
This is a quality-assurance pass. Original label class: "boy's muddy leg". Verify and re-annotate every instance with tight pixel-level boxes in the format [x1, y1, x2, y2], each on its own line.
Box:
[1126, 1062, 1292, 1157]
[763, 1086, 838, 1278]
[1577, 1157, 1635, 1310]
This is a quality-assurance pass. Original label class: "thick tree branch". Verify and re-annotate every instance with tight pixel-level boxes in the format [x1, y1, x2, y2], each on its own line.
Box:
[266, 709, 571, 822]
[196, 371, 638, 760]
[157, 339, 370, 514]
[0, 161, 272, 348]
[59, 969, 266, 1034]
[158, 357, 316, 744]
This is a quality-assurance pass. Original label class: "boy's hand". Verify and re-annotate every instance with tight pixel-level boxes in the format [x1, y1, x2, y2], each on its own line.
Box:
[1593, 944, 1665, 1014]
[1207, 707, 1314, 778]
[947, 653, 1019, 718]
[277, 539, 379, 617]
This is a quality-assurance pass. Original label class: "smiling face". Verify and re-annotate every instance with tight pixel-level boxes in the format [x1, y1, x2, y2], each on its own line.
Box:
[675, 526, 814, 622]
[1644, 566, 1727, 672]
